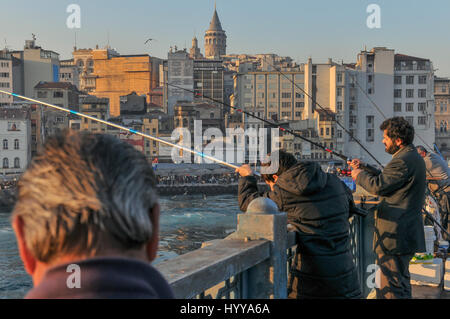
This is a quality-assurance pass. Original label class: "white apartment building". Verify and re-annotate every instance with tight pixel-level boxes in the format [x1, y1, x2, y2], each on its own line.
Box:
[11, 39, 60, 98]
[0, 57, 13, 106]
[340, 47, 435, 166]
[234, 48, 435, 166]
[235, 71, 306, 122]
[0, 106, 31, 176]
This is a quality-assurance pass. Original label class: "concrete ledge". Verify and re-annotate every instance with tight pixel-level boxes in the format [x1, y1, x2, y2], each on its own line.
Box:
[410, 258, 444, 287]
[444, 273, 450, 292]
[156, 239, 271, 299]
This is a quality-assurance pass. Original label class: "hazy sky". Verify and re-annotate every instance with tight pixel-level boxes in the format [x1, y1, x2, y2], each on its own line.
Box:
[1, 0, 449, 76]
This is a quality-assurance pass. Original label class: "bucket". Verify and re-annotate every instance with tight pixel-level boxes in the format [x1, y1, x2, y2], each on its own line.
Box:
[424, 226, 435, 241]
[425, 239, 434, 254]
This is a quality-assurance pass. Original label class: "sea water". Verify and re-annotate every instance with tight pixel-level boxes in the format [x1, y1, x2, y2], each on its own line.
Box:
[0, 194, 240, 299]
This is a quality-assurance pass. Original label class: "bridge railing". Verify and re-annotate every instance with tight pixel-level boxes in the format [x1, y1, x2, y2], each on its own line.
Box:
[155, 199, 376, 299]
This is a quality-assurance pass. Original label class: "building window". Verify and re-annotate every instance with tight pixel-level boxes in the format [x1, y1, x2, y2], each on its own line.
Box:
[406, 76, 414, 85]
[418, 89, 427, 98]
[281, 92, 291, 99]
[3, 139, 7, 150]
[282, 102, 291, 108]
[14, 139, 19, 150]
[295, 102, 304, 108]
[405, 116, 414, 126]
[37, 91, 48, 98]
[406, 89, 414, 98]
[366, 116, 374, 142]
[53, 91, 64, 98]
[418, 102, 426, 112]
[394, 103, 402, 112]
[337, 101, 343, 111]
[14, 157, 20, 168]
[337, 73, 343, 83]
[394, 76, 402, 85]
[394, 89, 402, 98]
[337, 88, 342, 97]
[406, 103, 414, 112]
[418, 116, 426, 125]
[2, 158, 8, 168]
[419, 76, 427, 84]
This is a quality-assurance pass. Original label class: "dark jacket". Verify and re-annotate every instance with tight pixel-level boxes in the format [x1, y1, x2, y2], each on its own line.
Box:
[238, 162, 361, 299]
[25, 257, 175, 299]
[356, 144, 426, 255]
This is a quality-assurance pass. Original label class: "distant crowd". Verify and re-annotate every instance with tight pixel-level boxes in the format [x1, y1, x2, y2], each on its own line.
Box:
[0, 180, 17, 190]
[156, 173, 237, 186]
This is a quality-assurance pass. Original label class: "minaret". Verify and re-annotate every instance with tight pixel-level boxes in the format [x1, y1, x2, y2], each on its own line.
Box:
[189, 36, 202, 59]
[204, 3, 226, 59]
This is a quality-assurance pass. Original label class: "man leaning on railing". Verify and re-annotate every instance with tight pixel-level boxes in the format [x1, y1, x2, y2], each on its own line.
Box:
[236, 150, 362, 299]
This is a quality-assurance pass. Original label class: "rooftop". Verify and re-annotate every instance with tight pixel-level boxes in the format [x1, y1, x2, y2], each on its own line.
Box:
[395, 54, 430, 62]
[34, 82, 79, 90]
[208, 8, 224, 32]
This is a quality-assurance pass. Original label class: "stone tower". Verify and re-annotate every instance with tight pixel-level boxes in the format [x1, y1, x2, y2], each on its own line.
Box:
[189, 36, 202, 59]
[204, 4, 226, 59]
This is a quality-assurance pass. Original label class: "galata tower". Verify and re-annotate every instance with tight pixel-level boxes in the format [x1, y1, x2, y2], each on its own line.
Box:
[204, 4, 226, 59]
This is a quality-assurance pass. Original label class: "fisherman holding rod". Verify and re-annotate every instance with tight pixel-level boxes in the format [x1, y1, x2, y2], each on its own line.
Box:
[235, 150, 362, 299]
[348, 117, 426, 299]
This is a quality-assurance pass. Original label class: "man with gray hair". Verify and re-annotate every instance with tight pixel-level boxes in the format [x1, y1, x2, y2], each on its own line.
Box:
[12, 130, 174, 298]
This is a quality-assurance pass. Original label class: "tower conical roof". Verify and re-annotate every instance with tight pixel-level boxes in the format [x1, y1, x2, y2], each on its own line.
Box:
[208, 9, 223, 31]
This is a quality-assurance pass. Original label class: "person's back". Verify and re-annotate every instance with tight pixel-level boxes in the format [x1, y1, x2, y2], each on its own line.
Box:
[425, 152, 450, 193]
[266, 162, 361, 299]
[237, 153, 361, 299]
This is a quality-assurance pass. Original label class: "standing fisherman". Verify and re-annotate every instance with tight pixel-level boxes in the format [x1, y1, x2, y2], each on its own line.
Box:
[349, 117, 426, 299]
[236, 150, 362, 299]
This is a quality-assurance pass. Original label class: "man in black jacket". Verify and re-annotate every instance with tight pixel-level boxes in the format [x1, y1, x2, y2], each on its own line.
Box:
[236, 150, 361, 299]
[349, 117, 426, 299]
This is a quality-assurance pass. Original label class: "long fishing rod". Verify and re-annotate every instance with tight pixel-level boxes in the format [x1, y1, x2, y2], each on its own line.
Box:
[0, 89, 244, 174]
[261, 56, 384, 168]
[161, 81, 353, 163]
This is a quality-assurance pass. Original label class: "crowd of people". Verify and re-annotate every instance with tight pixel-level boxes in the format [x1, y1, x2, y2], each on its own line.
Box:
[0, 180, 17, 190]
[156, 174, 237, 186]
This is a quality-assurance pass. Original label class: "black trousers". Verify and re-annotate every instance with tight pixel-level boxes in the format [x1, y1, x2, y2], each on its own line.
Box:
[375, 253, 414, 299]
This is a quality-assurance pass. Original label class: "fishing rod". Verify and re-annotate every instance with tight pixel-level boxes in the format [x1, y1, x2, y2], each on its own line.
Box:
[123, 74, 379, 170]
[0, 89, 248, 174]
[261, 56, 384, 168]
[158, 82, 348, 162]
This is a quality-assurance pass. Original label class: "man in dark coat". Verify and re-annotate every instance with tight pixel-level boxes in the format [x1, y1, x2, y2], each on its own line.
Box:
[236, 150, 362, 299]
[349, 117, 426, 299]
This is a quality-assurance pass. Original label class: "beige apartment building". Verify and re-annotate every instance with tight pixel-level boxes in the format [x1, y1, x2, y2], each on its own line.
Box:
[434, 77, 450, 157]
